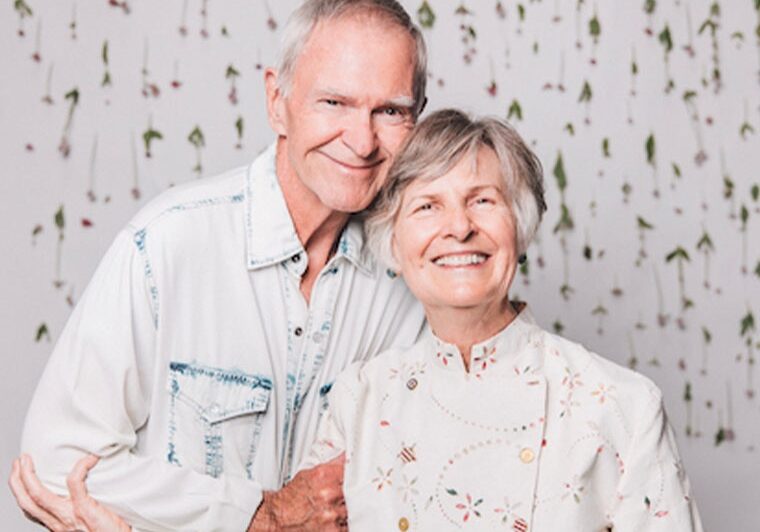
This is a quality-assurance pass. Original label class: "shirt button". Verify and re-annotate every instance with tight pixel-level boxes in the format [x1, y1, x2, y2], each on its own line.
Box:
[398, 517, 409, 531]
[519, 447, 535, 463]
[294, 326, 303, 336]
[406, 378, 418, 390]
[292, 254, 301, 263]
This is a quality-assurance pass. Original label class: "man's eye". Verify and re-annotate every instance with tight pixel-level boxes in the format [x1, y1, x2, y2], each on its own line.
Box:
[323, 99, 340, 106]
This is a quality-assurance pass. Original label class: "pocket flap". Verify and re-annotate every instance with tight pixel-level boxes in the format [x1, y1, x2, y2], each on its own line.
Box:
[168, 361, 272, 424]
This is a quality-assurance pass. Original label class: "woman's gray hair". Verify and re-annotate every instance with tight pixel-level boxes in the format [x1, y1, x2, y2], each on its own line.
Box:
[365, 109, 547, 270]
[276, 0, 428, 117]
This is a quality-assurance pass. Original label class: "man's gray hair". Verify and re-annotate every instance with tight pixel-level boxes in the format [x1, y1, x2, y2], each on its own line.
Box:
[276, 0, 428, 117]
[365, 109, 547, 270]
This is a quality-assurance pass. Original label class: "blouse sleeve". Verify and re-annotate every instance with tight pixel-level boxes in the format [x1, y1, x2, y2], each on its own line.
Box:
[298, 369, 357, 471]
[609, 389, 703, 531]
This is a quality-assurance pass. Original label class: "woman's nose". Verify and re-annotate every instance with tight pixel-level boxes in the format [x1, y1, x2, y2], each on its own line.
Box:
[444, 205, 475, 241]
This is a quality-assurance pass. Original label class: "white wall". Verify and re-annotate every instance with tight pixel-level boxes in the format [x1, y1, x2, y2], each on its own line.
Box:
[2, 0, 759, 529]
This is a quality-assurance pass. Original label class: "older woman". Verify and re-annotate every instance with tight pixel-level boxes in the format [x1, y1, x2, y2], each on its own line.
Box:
[300, 109, 703, 531]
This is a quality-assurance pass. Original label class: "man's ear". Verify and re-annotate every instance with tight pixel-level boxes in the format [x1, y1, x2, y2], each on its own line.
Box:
[265, 68, 287, 136]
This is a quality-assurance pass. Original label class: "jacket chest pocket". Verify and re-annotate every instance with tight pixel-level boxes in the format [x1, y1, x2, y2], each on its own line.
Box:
[166, 361, 272, 480]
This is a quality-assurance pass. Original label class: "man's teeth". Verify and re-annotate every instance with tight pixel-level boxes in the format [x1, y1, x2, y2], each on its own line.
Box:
[433, 254, 487, 266]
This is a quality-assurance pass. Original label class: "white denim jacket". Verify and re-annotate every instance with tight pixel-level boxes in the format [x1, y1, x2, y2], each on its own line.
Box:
[21, 144, 425, 531]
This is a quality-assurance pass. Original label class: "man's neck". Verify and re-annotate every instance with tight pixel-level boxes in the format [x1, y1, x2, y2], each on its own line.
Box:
[275, 140, 350, 303]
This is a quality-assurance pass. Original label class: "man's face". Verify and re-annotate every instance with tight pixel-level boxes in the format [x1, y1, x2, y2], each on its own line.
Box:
[268, 14, 417, 213]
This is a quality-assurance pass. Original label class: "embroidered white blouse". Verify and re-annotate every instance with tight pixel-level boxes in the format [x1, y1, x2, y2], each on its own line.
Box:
[303, 307, 703, 531]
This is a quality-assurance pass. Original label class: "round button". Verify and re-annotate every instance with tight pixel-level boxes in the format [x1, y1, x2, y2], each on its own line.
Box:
[406, 378, 418, 390]
[519, 447, 535, 463]
[292, 254, 301, 263]
[294, 326, 303, 336]
[398, 517, 409, 531]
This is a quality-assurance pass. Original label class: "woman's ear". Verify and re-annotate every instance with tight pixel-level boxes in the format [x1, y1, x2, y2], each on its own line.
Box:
[389, 235, 402, 275]
[264, 68, 287, 136]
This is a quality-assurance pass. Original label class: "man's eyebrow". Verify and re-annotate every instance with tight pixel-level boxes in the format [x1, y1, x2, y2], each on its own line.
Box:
[384, 96, 415, 108]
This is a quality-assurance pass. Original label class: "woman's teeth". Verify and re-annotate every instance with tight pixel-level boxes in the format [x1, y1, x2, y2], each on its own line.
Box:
[433, 254, 487, 266]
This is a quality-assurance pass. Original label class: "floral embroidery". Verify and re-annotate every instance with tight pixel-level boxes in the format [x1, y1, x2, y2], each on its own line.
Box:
[372, 467, 393, 491]
[398, 474, 420, 503]
[561, 367, 583, 390]
[559, 392, 580, 418]
[591, 383, 615, 403]
[446, 489, 484, 522]
[561, 475, 585, 503]
[493, 496, 523, 526]
[437, 350, 456, 366]
[472, 345, 498, 377]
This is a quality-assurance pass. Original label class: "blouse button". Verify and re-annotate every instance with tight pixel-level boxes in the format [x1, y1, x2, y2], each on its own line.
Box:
[406, 378, 418, 390]
[398, 517, 410, 531]
[294, 326, 303, 336]
[519, 447, 535, 463]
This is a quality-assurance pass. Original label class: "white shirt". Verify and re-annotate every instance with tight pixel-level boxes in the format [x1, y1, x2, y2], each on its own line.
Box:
[304, 306, 703, 531]
[21, 143, 425, 532]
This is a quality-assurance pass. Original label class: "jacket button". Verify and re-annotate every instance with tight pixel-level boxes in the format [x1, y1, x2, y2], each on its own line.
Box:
[406, 378, 418, 390]
[519, 447, 535, 463]
[398, 517, 409, 530]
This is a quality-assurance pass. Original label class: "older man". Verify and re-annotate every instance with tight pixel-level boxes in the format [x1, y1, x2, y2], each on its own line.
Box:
[9, 1, 427, 530]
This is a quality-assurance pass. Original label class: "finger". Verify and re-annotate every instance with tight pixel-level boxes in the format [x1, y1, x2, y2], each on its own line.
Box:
[67, 455, 99, 501]
[20, 454, 75, 530]
[9, 458, 68, 530]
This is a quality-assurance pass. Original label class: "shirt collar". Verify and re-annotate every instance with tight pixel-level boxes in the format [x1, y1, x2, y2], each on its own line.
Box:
[244, 143, 376, 276]
[428, 302, 542, 376]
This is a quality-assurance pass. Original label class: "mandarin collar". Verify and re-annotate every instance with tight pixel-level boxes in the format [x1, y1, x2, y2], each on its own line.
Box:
[244, 143, 375, 276]
[428, 303, 542, 376]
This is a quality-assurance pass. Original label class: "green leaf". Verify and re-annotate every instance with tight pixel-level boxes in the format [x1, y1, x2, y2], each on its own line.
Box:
[658, 25, 673, 54]
[589, 14, 601, 39]
[755, 261, 760, 279]
[14, 0, 33, 17]
[142, 128, 163, 155]
[631, 59, 638, 76]
[102, 41, 109, 64]
[564, 122, 575, 136]
[188, 126, 205, 148]
[225, 64, 240, 79]
[54, 205, 65, 231]
[591, 304, 607, 315]
[507, 99, 523, 121]
[637, 216, 654, 230]
[698, 19, 716, 35]
[578, 80, 592, 103]
[35, 323, 49, 342]
[553, 203, 574, 233]
[454, 4, 471, 16]
[741, 122, 756, 138]
[671, 162, 681, 178]
[602, 138, 610, 158]
[643, 0, 656, 15]
[235, 116, 244, 138]
[553, 152, 566, 191]
[740, 311, 755, 337]
[751, 184, 759, 202]
[696, 231, 713, 251]
[683, 382, 692, 402]
[723, 177, 734, 198]
[740, 204, 749, 227]
[645, 133, 655, 166]
[665, 246, 690, 263]
[682, 90, 697, 102]
[702, 326, 712, 344]
[715, 427, 725, 446]
[417, 1, 436, 29]
[446, 488, 458, 496]
[517, 4, 525, 21]
[64, 87, 80, 106]
[553, 320, 564, 334]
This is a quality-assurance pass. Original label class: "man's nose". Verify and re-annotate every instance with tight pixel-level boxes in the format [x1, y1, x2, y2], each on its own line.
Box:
[444, 204, 475, 241]
[342, 111, 378, 159]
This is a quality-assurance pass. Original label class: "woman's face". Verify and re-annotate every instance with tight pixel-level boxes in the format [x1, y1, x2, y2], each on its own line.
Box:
[392, 146, 518, 315]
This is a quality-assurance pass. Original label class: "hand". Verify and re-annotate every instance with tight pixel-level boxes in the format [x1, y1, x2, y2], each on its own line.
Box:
[8, 453, 130, 532]
[249, 453, 347, 531]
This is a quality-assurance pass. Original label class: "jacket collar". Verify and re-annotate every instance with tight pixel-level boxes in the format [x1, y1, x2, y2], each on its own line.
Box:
[428, 302, 543, 376]
[244, 143, 375, 276]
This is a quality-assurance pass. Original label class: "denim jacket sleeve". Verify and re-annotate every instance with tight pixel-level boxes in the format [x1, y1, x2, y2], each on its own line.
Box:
[21, 228, 262, 532]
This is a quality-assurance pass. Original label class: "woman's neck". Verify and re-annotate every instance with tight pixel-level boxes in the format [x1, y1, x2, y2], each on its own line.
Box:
[425, 298, 517, 371]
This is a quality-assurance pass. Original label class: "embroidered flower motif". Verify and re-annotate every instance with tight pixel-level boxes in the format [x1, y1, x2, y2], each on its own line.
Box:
[472, 345, 497, 372]
[446, 489, 484, 522]
[492, 496, 523, 525]
[561, 367, 583, 390]
[591, 383, 615, 404]
[561, 475, 585, 503]
[398, 474, 419, 503]
[372, 467, 393, 491]
[559, 392, 580, 418]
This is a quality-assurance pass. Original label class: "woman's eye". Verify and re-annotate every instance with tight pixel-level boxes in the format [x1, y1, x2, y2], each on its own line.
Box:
[474, 197, 493, 205]
[415, 203, 433, 212]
